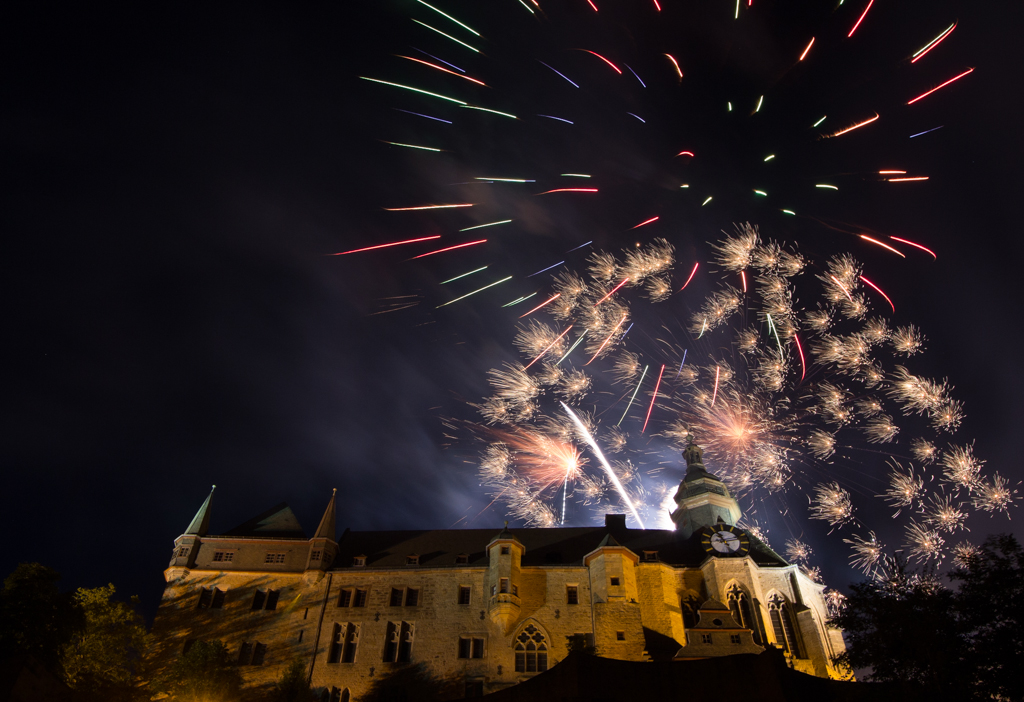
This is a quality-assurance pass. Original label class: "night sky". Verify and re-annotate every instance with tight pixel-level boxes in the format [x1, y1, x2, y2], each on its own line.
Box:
[3, 0, 1023, 621]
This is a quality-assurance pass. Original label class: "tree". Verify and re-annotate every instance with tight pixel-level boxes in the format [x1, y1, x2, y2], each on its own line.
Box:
[162, 640, 243, 702]
[269, 659, 318, 702]
[60, 584, 149, 701]
[0, 563, 84, 674]
[359, 663, 459, 702]
[830, 534, 1024, 701]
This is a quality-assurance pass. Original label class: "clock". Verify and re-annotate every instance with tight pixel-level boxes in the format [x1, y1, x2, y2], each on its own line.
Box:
[700, 525, 750, 556]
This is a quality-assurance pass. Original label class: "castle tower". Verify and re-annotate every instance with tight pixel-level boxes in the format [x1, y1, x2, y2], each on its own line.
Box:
[486, 522, 523, 634]
[670, 436, 741, 539]
[583, 526, 646, 659]
[305, 489, 338, 575]
[165, 485, 214, 581]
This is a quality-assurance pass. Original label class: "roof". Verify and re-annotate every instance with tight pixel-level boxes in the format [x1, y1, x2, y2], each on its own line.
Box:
[222, 502, 307, 539]
[333, 522, 788, 569]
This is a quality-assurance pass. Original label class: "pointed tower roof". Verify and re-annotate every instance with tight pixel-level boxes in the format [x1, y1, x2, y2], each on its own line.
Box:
[184, 485, 215, 536]
[313, 489, 338, 541]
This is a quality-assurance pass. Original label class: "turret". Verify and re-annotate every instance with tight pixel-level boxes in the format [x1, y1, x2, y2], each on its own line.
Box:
[165, 486, 214, 581]
[306, 489, 338, 573]
[486, 522, 523, 634]
[670, 436, 742, 539]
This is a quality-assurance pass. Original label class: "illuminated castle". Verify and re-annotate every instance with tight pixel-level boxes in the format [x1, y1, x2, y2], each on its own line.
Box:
[148, 439, 846, 699]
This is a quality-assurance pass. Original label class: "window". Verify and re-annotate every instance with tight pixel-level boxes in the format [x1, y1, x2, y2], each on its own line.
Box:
[383, 622, 414, 663]
[768, 594, 802, 657]
[681, 594, 700, 629]
[390, 588, 404, 607]
[405, 589, 419, 607]
[731, 634, 741, 644]
[499, 578, 509, 594]
[338, 588, 366, 608]
[354, 589, 368, 607]
[701, 633, 713, 644]
[338, 589, 352, 608]
[251, 589, 279, 611]
[458, 637, 485, 659]
[311, 550, 322, 561]
[566, 585, 579, 605]
[388, 587, 418, 607]
[353, 556, 366, 567]
[512, 584, 518, 597]
[458, 586, 471, 605]
[329, 623, 359, 663]
[490, 585, 496, 597]
[177, 547, 189, 558]
[238, 641, 267, 665]
[643, 550, 659, 562]
[212, 551, 234, 562]
[455, 554, 469, 564]
[727, 584, 764, 645]
[197, 587, 225, 610]
[500, 546, 510, 555]
[406, 555, 419, 566]
[609, 577, 620, 587]
[328, 689, 350, 702]
[265, 553, 286, 564]
[514, 625, 548, 673]
[615, 631, 625, 641]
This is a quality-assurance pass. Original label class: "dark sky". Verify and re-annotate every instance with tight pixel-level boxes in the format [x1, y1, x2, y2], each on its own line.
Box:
[2, 0, 1023, 621]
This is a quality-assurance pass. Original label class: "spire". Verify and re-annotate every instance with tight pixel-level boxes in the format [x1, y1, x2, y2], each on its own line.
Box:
[313, 489, 338, 541]
[184, 485, 215, 536]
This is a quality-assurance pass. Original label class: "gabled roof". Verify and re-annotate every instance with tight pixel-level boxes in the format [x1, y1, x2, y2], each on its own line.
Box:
[223, 502, 306, 539]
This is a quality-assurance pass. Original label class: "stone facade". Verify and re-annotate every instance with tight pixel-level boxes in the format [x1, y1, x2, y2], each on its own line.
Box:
[149, 460, 847, 700]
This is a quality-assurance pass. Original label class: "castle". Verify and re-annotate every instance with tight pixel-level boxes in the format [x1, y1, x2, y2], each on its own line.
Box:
[148, 439, 847, 699]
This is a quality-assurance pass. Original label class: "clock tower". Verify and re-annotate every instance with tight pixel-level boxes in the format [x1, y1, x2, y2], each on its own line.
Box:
[670, 435, 742, 539]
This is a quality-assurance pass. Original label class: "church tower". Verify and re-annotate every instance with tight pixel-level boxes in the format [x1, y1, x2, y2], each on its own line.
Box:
[669, 437, 741, 539]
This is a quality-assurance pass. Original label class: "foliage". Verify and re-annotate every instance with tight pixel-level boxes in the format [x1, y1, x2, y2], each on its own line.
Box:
[359, 663, 459, 702]
[60, 584, 149, 701]
[269, 659, 318, 702]
[830, 534, 1024, 701]
[0, 562, 84, 675]
[163, 640, 243, 702]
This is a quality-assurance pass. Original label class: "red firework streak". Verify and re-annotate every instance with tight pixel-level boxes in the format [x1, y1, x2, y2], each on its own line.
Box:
[519, 293, 561, 318]
[679, 262, 699, 291]
[859, 275, 895, 313]
[329, 235, 439, 255]
[793, 334, 807, 382]
[595, 278, 630, 306]
[890, 236, 937, 259]
[641, 364, 666, 433]
[409, 239, 486, 259]
[525, 325, 574, 369]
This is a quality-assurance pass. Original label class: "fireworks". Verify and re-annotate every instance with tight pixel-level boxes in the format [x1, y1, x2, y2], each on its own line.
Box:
[844, 532, 885, 575]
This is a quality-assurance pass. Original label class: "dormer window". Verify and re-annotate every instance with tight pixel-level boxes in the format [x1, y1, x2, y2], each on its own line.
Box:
[643, 551, 659, 562]
[353, 556, 366, 567]
[455, 553, 469, 564]
[406, 555, 419, 566]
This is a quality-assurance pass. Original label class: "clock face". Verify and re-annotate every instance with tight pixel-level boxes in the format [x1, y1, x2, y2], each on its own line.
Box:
[701, 525, 750, 556]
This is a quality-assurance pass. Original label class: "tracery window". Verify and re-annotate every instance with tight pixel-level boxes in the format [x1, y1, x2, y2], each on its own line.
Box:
[767, 593, 802, 658]
[514, 625, 548, 673]
[726, 583, 764, 645]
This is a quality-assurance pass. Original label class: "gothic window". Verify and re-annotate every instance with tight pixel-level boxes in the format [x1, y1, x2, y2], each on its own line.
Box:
[514, 625, 548, 673]
[383, 622, 414, 663]
[566, 585, 579, 605]
[197, 587, 225, 610]
[726, 584, 764, 645]
[768, 594, 803, 658]
[458, 586, 471, 605]
[680, 594, 700, 629]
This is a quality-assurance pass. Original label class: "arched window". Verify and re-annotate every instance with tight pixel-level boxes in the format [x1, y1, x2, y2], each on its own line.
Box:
[514, 624, 548, 673]
[680, 593, 700, 629]
[767, 593, 802, 658]
[726, 584, 764, 645]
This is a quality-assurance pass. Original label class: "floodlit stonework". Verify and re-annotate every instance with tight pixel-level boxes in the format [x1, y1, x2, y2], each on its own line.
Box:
[148, 442, 847, 699]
